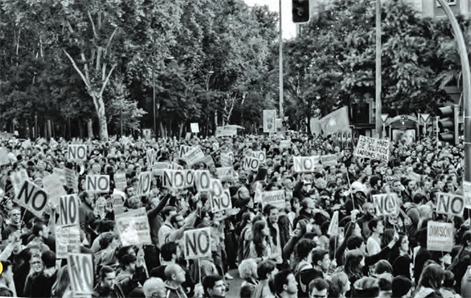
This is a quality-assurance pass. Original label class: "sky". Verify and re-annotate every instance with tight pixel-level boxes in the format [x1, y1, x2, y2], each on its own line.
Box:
[244, 0, 297, 39]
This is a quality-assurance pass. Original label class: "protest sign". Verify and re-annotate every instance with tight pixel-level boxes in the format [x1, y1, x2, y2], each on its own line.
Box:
[116, 215, 152, 246]
[320, 154, 338, 167]
[327, 211, 339, 237]
[10, 169, 29, 196]
[168, 162, 184, 170]
[184, 227, 212, 260]
[436, 192, 464, 217]
[198, 155, 215, 168]
[194, 170, 211, 192]
[56, 225, 81, 259]
[0, 148, 9, 165]
[464, 181, 471, 209]
[182, 146, 205, 165]
[64, 168, 78, 192]
[146, 149, 155, 166]
[150, 162, 169, 176]
[215, 126, 237, 137]
[191, 123, 200, 133]
[220, 152, 234, 167]
[353, 136, 390, 162]
[53, 168, 66, 185]
[372, 193, 398, 216]
[216, 167, 237, 181]
[67, 253, 94, 295]
[279, 140, 291, 149]
[67, 144, 87, 162]
[163, 169, 195, 189]
[251, 151, 266, 163]
[179, 145, 192, 157]
[115, 207, 146, 220]
[43, 174, 67, 207]
[427, 221, 454, 252]
[137, 172, 152, 196]
[58, 194, 80, 226]
[114, 173, 127, 190]
[85, 175, 110, 193]
[263, 110, 277, 133]
[16, 181, 48, 219]
[261, 190, 285, 209]
[242, 157, 260, 172]
[293, 156, 322, 173]
[211, 189, 232, 213]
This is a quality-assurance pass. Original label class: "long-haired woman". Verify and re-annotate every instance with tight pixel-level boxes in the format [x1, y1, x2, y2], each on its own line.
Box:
[344, 249, 366, 293]
[389, 233, 411, 279]
[249, 220, 279, 263]
[51, 266, 73, 298]
[329, 272, 351, 298]
[414, 263, 444, 298]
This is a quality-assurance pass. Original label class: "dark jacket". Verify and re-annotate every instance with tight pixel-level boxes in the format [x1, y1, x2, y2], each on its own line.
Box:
[92, 284, 126, 298]
[0, 286, 13, 297]
[29, 270, 57, 298]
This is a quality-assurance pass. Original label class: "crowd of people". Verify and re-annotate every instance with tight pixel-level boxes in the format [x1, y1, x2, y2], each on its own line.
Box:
[0, 131, 468, 298]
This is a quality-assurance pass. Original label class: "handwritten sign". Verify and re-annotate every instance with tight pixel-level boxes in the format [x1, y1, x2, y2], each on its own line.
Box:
[114, 173, 127, 190]
[116, 215, 152, 246]
[261, 190, 285, 209]
[56, 225, 81, 259]
[67, 253, 94, 295]
[67, 145, 87, 162]
[464, 181, 471, 209]
[16, 181, 48, 219]
[58, 195, 80, 226]
[242, 157, 260, 172]
[372, 193, 398, 216]
[436, 192, 464, 217]
[293, 156, 322, 173]
[64, 168, 78, 192]
[163, 170, 195, 189]
[184, 227, 211, 260]
[152, 162, 170, 176]
[137, 172, 152, 196]
[85, 175, 110, 193]
[353, 136, 390, 162]
[427, 221, 454, 252]
[279, 140, 291, 149]
[194, 170, 211, 192]
[320, 154, 338, 166]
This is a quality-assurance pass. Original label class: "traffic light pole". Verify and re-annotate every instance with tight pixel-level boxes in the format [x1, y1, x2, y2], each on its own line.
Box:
[438, 0, 471, 183]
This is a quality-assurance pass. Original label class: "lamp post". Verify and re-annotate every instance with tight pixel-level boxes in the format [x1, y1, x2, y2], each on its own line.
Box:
[381, 114, 389, 138]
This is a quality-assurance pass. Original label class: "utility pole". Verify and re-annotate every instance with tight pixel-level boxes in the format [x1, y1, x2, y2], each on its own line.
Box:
[375, 0, 382, 138]
[279, 0, 284, 117]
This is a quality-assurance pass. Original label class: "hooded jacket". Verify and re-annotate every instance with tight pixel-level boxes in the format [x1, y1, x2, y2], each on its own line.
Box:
[413, 287, 443, 298]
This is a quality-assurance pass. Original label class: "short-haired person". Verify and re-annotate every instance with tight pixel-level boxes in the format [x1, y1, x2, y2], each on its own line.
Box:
[164, 264, 203, 298]
[309, 278, 329, 298]
[142, 277, 167, 298]
[252, 260, 277, 298]
[93, 265, 125, 298]
[202, 274, 225, 298]
[29, 250, 57, 298]
[273, 269, 298, 298]
[367, 218, 383, 256]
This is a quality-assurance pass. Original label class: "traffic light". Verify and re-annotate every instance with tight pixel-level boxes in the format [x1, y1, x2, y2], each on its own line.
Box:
[438, 105, 458, 144]
[292, 0, 310, 23]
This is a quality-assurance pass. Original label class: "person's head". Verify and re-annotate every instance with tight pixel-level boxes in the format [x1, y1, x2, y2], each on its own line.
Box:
[347, 235, 366, 253]
[308, 278, 329, 298]
[30, 254, 43, 273]
[296, 239, 316, 262]
[9, 207, 21, 224]
[301, 198, 315, 214]
[99, 232, 116, 250]
[41, 250, 56, 269]
[373, 260, 393, 276]
[142, 277, 167, 298]
[391, 275, 412, 298]
[264, 204, 279, 224]
[160, 242, 179, 262]
[368, 218, 384, 235]
[238, 259, 258, 280]
[417, 264, 444, 294]
[121, 254, 137, 273]
[330, 272, 350, 296]
[442, 270, 455, 288]
[273, 270, 297, 296]
[0, 260, 13, 283]
[165, 264, 186, 285]
[169, 213, 185, 229]
[311, 249, 330, 272]
[377, 273, 393, 292]
[202, 274, 225, 298]
[162, 206, 177, 221]
[345, 249, 365, 274]
[257, 260, 277, 281]
[99, 266, 116, 289]
[462, 230, 471, 247]
[363, 202, 375, 217]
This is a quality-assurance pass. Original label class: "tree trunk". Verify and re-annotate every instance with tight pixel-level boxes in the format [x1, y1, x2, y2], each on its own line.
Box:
[91, 93, 108, 140]
[87, 119, 94, 139]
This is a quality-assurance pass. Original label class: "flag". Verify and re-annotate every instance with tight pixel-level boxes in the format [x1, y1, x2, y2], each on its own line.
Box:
[319, 107, 350, 136]
[327, 211, 339, 237]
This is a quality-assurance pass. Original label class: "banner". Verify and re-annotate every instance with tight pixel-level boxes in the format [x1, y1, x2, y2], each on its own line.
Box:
[182, 146, 205, 166]
[372, 193, 398, 216]
[194, 170, 211, 192]
[427, 221, 454, 252]
[292, 156, 322, 173]
[184, 227, 212, 260]
[43, 174, 67, 207]
[58, 194, 80, 226]
[190, 123, 200, 133]
[353, 136, 390, 162]
[163, 169, 194, 189]
[85, 175, 110, 193]
[436, 192, 464, 217]
[220, 152, 234, 167]
[67, 253, 94, 295]
[263, 110, 277, 133]
[114, 173, 127, 190]
[67, 145, 87, 162]
[116, 215, 152, 246]
[318, 106, 350, 136]
[242, 157, 260, 172]
[15, 181, 48, 219]
[152, 162, 170, 176]
[464, 181, 471, 209]
[137, 172, 152, 196]
[56, 225, 81, 259]
[261, 190, 285, 209]
[115, 207, 146, 220]
[215, 126, 237, 137]
[320, 154, 338, 167]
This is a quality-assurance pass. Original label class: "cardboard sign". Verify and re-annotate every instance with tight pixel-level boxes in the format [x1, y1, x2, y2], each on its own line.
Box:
[251, 151, 267, 163]
[67, 253, 94, 295]
[64, 168, 78, 192]
[199, 155, 215, 168]
[179, 145, 192, 158]
[263, 110, 277, 133]
[220, 152, 234, 167]
[16, 181, 48, 219]
[436, 192, 464, 217]
[167, 162, 184, 170]
[353, 136, 390, 162]
[464, 181, 471, 209]
[10, 169, 29, 196]
[427, 221, 454, 252]
[327, 211, 339, 237]
[182, 146, 205, 166]
[67, 145, 87, 162]
[114, 207, 146, 220]
[184, 227, 212, 260]
[215, 126, 237, 137]
[194, 170, 211, 192]
[320, 154, 338, 166]
[163, 170, 195, 189]
[56, 225, 81, 259]
[372, 193, 398, 216]
[209, 179, 232, 212]
[293, 156, 321, 173]
[216, 167, 237, 181]
[114, 173, 127, 190]
[85, 175, 110, 193]
[58, 194, 80, 226]
[191, 123, 200, 133]
[146, 149, 156, 166]
[279, 140, 291, 149]
[261, 190, 285, 209]
[43, 174, 67, 207]
[52, 168, 66, 185]
[242, 157, 260, 172]
[116, 215, 152, 246]
[152, 162, 170, 176]
[0, 148, 10, 166]
[137, 172, 152, 196]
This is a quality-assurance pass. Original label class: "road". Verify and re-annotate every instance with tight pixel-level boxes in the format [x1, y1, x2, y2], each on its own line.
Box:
[225, 268, 244, 298]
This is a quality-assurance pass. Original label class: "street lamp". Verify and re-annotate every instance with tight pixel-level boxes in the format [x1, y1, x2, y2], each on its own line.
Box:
[381, 113, 389, 138]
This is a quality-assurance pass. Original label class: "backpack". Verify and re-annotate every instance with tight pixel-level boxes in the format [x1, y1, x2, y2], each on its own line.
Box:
[237, 226, 251, 262]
